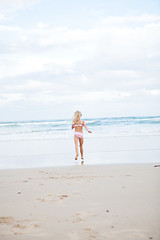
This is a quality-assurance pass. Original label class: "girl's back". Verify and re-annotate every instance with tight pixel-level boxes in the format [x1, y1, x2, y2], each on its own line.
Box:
[73, 121, 84, 133]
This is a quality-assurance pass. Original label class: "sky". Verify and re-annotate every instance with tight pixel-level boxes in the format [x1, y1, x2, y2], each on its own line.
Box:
[0, 0, 160, 121]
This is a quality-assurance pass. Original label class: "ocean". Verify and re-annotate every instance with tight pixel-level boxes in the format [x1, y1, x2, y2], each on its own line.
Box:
[0, 116, 160, 169]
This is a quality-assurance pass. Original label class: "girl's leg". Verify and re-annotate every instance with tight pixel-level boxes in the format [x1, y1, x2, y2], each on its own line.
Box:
[74, 135, 79, 160]
[79, 137, 84, 164]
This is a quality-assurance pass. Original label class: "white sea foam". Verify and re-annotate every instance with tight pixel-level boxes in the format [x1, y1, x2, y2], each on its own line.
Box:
[0, 116, 160, 141]
[0, 116, 160, 169]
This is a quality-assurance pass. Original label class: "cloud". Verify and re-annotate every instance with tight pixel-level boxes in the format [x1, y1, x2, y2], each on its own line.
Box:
[0, 13, 6, 21]
[1, 13, 159, 56]
[0, 88, 132, 106]
[1, 85, 159, 108]
[0, 13, 160, 118]
[143, 89, 160, 95]
[0, 54, 75, 79]
[0, 0, 39, 8]
[0, 13, 159, 83]
[4, 80, 52, 92]
[0, 0, 40, 22]
[0, 93, 24, 105]
[97, 14, 160, 26]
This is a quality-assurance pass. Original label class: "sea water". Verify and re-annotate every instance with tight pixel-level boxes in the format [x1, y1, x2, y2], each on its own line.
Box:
[0, 116, 160, 168]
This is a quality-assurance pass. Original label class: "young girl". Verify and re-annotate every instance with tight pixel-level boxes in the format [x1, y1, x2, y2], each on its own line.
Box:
[72, 111, 92, 165]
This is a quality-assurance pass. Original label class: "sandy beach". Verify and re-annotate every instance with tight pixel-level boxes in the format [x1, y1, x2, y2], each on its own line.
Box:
[0, 164, 160, 240]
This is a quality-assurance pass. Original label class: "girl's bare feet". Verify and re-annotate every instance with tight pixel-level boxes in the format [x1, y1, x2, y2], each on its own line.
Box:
[81, 158, 84, 165]
[75, 153, 79, 160]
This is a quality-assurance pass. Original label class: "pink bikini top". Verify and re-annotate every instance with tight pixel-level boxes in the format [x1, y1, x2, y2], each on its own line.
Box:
[73, 123, 83, 127]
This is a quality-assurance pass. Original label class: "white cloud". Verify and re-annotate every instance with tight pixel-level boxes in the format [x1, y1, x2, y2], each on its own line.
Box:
[37, 27, 90, 47]
[97, 14, 160, 26]
[0, 13, 6, 21]
[0, 0, 40, 22]
[0, 0, 39, 8]
[143, 89, 160, 95]
[0, 24, 21, 31]
[2, 87, 159, 107]
[0, 13, 160, 118]
[4, 80, 52, 92]
[0, 14, 160, 81]
[81, 90, 132, 102]
[0, 55, 75, 79]
[1, 14, 159, 54]
[0, 93, 24, 105]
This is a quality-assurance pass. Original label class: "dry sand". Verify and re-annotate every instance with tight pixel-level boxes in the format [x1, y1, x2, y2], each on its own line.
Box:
[0, 164, 160, 240]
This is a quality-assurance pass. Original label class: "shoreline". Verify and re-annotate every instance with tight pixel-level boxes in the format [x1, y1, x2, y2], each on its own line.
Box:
[0, 161, 158, 171]
[1, 135, 160, 169]
[0, 163, 160, 239]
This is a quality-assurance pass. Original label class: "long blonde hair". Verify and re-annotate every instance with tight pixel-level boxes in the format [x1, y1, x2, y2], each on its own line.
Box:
[72, 111, 82, 124]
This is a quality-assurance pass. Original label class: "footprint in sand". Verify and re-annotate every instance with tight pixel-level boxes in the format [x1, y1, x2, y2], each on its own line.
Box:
[0, 217, 14, 225]
[36, 192, 80, 204]
[68, 231, 79, 240]
[72, 216, 83, 223]
[72, 212, 88, 224]
[0, 217, 41, 236]
[37, 194, 69, 203]
[12, 221, 40, 235]
[84, 228, 98, 239]
[59, 194, 68, 199]
[120, 175, 132, 177]
[37, 198, 46, 202]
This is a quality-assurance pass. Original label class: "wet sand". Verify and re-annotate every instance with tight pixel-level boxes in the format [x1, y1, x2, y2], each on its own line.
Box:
[0, 164, 160, 239]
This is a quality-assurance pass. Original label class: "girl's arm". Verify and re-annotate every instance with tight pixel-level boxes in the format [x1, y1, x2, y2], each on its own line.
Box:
[83, 121, 92, 133]
[71, 123, 75, 129]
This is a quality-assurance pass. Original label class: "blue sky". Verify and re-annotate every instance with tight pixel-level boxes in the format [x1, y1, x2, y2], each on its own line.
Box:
[0, 0, 160, 121]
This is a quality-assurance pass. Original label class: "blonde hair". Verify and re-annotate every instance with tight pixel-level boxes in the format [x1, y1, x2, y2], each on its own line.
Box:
[72, 111, 82, 124]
